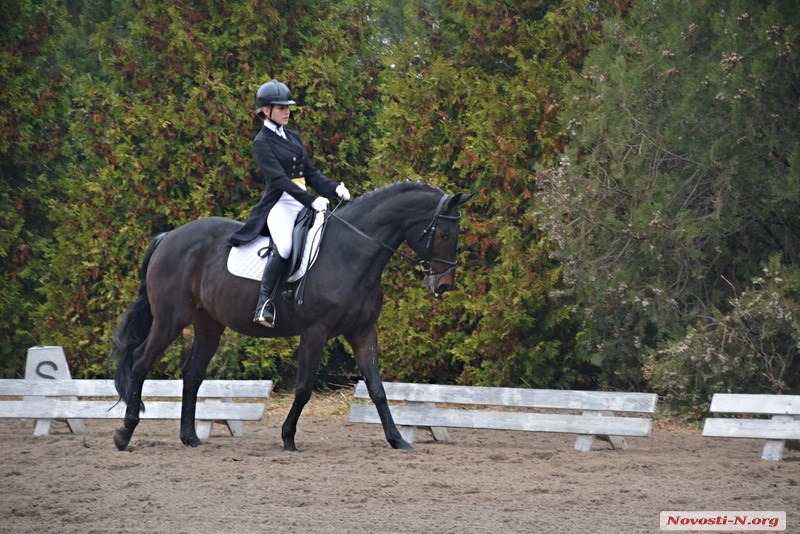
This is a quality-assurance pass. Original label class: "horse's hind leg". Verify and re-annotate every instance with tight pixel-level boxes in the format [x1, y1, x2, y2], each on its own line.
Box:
[113, 321, 183, 450]
[179, 314, 225, 447]
[347, 325, 410, 450]
[281, 326, 327, 452]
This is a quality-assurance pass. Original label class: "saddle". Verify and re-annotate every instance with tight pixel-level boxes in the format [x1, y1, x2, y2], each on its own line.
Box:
[287, 208, 317, 275]
[227, 208, 326, 285]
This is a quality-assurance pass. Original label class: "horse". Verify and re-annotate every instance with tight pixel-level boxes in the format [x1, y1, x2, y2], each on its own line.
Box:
[110, 180, 473, 452]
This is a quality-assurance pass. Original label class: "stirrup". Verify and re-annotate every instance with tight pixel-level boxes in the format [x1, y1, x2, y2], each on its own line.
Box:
[254, 301, 276, 328]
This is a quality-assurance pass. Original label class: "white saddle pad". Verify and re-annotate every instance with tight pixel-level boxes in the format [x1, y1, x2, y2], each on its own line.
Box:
[227, 211, 325, 283]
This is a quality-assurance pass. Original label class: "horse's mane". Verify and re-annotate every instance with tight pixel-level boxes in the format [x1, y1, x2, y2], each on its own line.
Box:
[341, 180, 444, 212]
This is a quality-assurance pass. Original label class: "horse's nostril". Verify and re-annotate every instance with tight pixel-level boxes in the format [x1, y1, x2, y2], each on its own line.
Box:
[436, 282, 453, 294]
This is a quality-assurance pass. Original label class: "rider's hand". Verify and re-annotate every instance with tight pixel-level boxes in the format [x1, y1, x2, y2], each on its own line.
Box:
[336, 183, 351, 201]
[311, 197, 330, 212]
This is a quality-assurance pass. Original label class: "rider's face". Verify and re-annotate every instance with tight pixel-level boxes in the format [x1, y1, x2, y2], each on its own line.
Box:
[265, 105, 290, 126]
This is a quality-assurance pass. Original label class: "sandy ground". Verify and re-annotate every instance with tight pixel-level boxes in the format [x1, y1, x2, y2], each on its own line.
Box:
[1, 393, 797, 534]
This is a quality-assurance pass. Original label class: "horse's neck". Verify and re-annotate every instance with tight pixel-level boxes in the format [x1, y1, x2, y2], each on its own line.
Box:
[342, 190, 432, 245]
[330, 189, 433, 274]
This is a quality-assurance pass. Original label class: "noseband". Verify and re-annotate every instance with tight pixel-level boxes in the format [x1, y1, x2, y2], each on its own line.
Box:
[327, 194, 461, 280]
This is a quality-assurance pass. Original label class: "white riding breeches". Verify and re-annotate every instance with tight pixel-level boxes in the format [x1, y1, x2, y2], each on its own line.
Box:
[267, 191, 304, 259]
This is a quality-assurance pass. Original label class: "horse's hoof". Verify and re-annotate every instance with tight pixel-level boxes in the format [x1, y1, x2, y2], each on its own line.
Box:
[391, 439, 412, 450]
[181, 436, 202, 447]
[282, 442, 298, 452]
[113, 429, 130, 451]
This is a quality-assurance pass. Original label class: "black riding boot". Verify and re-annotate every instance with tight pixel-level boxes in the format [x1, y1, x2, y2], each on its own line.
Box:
[254, 252, 288, 328]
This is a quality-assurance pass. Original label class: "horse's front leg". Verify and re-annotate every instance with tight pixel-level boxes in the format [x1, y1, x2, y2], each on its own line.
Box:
[347, 325, 411, 450]
[281, 326, 327, 452]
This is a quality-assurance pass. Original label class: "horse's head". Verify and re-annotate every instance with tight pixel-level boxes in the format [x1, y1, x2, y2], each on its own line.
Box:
[409, 192, 474, 296]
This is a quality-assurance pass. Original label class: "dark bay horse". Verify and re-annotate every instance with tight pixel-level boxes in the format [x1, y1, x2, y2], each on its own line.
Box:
[110, 181, 472, 452]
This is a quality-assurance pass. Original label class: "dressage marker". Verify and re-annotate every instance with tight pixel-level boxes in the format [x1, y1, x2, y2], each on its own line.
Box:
[0, 346, 272, 438]
[702, 393, 800, 461]
[349, 381, 658, 451]
[23, 345, 88, 435]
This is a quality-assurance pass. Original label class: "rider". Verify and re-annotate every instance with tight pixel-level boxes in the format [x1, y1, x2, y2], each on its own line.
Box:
[228, 79, 351, 328]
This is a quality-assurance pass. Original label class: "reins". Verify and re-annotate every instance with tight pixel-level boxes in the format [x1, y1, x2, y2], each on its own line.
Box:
[325, 194, 460, 277]
[325, 209, 422, 266]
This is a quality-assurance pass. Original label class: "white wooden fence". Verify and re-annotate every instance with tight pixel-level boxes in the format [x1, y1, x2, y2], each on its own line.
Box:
[349, 381, 658, 451]
[0, 346, 272, 438]
[702, 393, 800, 461]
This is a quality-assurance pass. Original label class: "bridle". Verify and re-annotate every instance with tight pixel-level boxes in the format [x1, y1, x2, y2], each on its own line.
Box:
[326, 194, 461, 284]
[415, 193, 461, 284]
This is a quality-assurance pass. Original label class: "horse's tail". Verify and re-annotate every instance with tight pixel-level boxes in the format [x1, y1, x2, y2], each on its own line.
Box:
[111, 232, 167, 403]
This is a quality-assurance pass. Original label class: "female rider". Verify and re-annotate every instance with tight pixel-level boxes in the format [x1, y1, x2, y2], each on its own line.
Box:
[229, 79, 350, 327]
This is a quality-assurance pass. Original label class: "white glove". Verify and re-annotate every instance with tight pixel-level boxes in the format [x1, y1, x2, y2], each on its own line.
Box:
[311, 197, 329, 212]
[336, 183, 351, 201]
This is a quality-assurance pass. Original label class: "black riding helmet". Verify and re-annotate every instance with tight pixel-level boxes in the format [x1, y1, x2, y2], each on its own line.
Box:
[256, 79, 296, 119]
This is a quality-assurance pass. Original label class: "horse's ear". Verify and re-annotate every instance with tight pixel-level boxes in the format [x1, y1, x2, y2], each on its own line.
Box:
[448, 192, 474, 210]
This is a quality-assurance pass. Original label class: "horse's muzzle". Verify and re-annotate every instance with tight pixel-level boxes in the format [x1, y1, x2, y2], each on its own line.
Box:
[426, 270, 455, 297]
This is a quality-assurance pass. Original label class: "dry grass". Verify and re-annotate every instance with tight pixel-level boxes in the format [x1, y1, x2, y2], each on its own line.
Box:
[650, 414, 703, 433]
[268, 386, 357, 417]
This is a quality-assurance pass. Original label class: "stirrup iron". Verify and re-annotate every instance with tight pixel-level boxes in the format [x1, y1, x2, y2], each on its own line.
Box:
[254, 300, 276, 328]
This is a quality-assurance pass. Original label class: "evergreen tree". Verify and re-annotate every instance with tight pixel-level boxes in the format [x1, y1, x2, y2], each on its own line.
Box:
[542, 0, 800, 408]
[0, 0, 71, 375]
[369, 0, 624, 387]
[28, 0, 380, 381]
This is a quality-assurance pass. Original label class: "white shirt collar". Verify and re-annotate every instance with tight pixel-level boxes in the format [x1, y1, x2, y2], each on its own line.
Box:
[264, 120, 286, 138]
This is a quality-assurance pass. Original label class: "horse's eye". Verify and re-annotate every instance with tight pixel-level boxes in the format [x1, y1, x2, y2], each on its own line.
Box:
[440, 232, 451, 241]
